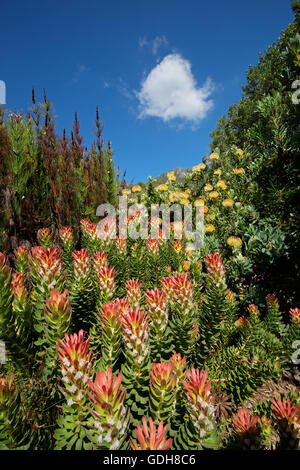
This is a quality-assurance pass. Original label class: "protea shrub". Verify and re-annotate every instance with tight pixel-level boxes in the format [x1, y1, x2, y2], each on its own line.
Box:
[54, 330, 94, 450]
[88, 368, 130, 450]
[120, 308, 150, 423]
[14, 246, 29, 275]
[149, 361, 177, 425]
[176, 368, 216, 449]
[97, 266, 116, 302]
[97, 299, 124, 370]
[37, 228, 53, 248]
[145, 287, 170, 361]
[44, 289, 72, 349]
[168, 273, 196, 359]
[125, 279, 142, 309]
[56, 329, 93, 407]
[71, 249, 96, 329]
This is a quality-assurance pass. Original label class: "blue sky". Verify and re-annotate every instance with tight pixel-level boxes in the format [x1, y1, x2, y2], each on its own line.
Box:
[0, 0, 294, 182]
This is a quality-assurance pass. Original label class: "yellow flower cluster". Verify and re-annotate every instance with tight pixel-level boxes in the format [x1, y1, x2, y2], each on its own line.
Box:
[192, 163, 206, 172]
[209, 152, 219, 160]
[227, 236, 242, 247]
[122, 188, 131, 197]
[132, 185, 142, 193]
[208, 191, 219, 199]
[167, 171, 176, 181]
[214, 169, 222, 176]
[216, 180, 227, 190]
[233, 168, 245, 175]
[222, 198, 234, 208]
[156, 183, 168, 191]
[204, 184, 213, 192]
[205, 224, 215, 233]
[235, 149, 244, 156]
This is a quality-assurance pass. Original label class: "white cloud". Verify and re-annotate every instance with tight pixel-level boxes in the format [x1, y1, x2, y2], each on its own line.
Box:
[137, 54, 214, 124]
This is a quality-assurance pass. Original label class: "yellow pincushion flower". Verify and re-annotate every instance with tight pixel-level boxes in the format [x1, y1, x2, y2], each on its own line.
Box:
[204, 184, 213, 192]
[169, 192, 180, 202]
[194, 199, 205, 207]
[209, 191, 219, 199]
[122, 189, 131, 196]
[180, 198, 190, 205]
[205, 224, 215, 233]
[156, 183, 169, 191]
[185, 189, 191, 194]
[209, 152, 219, 160]
[216, 180, 227, 190]
[227, 236, 242, 247]
[132, 185, 142, 193]
[214, 169, 222, 176]
[167, 171, 176, 181]
[234, 168, 245, 175]
[192, 163, 206, 172]
[236, 149, 244, 156]
[222, 198, 234, 207]
[182, 260, 191, 271]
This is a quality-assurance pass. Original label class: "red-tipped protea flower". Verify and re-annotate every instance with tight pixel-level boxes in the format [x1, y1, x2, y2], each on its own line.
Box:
[125, 279, 142, 309]
[146, 238, 159, 255]
[130, 416, 173, 450]
[226, 290, 235, 304]
[272, 397, 300, 435]
[72, 249, 91, 281]
[181, 368, 215, 438]
[266, 294, 279, 308]
[86, 222, 98, 241]
[80, 218, 90, 236]
[248, 304, 259, 317]
[290, 308, 300, 325]
[235, 316, 249, 329]
[37, 228, 53, 248]
[145, 287, 168, 335]
[56, 330, 93, 406]
[11, 272, 25, 290]
[30, 247, 64, 292]
[93, 251, 108, 277]
[161, 276, 175, 306]
[120, 308, 149, 366]
[204, 252, 226, 288]
[44, 290, 72, 345]
[88, 368, 129, 449]
[97, 266, 116, 300]
[59, 226, 74, 249]
[149, 361, 177, 422]
[172, 240, 182, 254]
[170, 272, 194, 315]
[232, 408, 260, 441]
[14, 246, 29, 274]
[170, 353, 187, 379]
[96, 217, 116, 245]
[115, 237, 127, 255]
